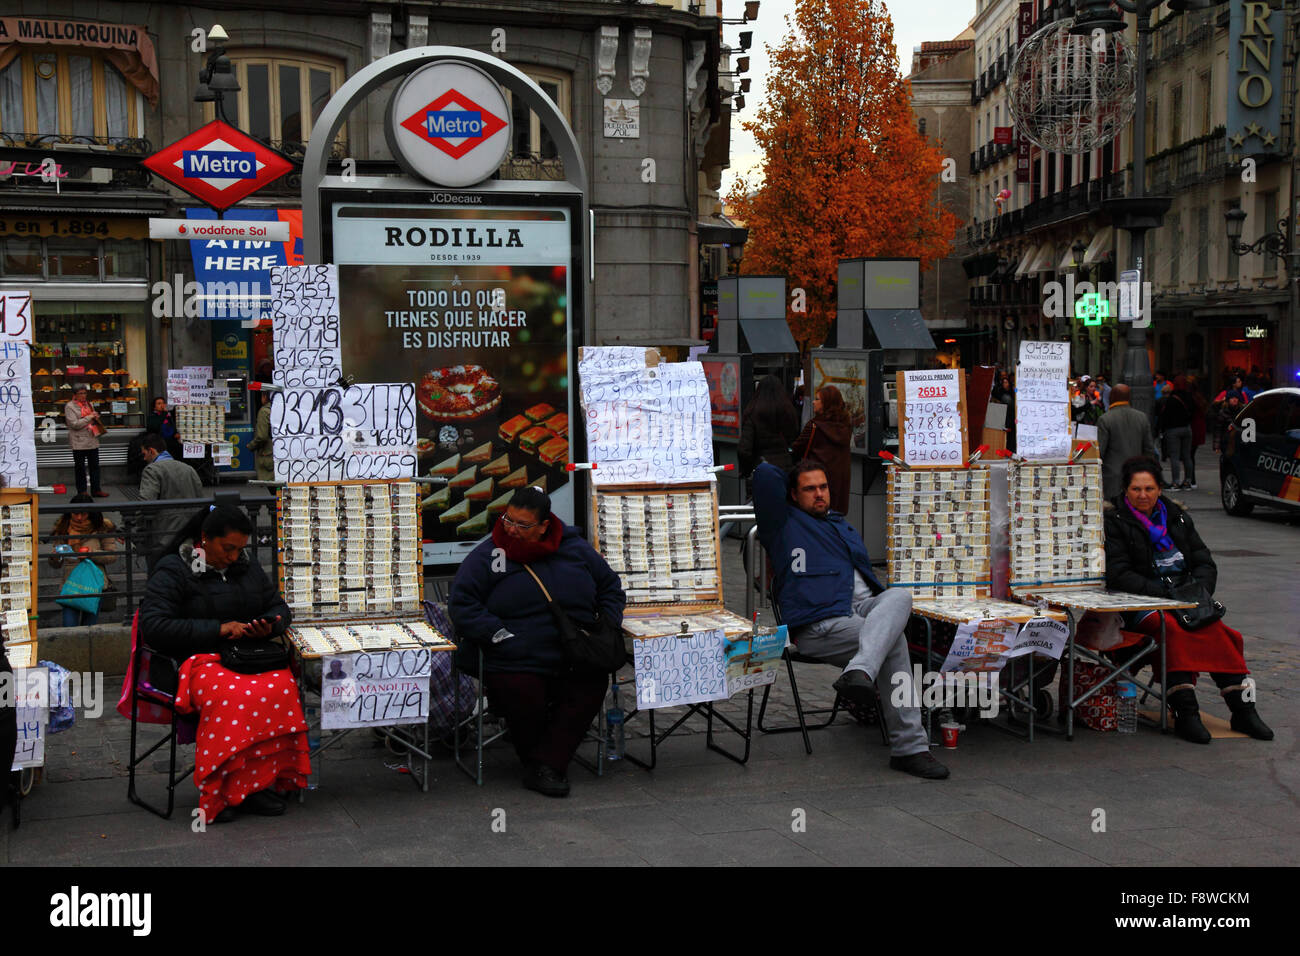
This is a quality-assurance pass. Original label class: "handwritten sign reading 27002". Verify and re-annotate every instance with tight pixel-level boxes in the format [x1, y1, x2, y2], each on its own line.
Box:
[321, 649, 432, 729]
[580, 360, 714, 486]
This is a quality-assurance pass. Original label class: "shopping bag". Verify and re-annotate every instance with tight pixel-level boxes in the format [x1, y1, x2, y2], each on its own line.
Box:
[1059, 660, 1118, 732]
[54, 559, 105, 616]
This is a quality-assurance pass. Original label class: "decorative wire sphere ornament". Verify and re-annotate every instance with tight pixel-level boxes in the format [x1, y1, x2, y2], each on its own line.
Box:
[1008, 17, 1136, 155]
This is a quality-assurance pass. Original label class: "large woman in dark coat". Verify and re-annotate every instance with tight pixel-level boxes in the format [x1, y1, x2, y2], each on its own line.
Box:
[1103, 456, 1272, 745]
[792, 385, 853, 515]
[139, 505, 307, 822]
[449, 487, 625, 797]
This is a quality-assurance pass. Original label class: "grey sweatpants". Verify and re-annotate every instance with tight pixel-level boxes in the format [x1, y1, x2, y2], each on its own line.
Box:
[792, 576, 929, 756]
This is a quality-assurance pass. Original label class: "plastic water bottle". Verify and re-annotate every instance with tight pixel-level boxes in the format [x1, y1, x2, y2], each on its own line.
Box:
[605, 681, 626, 761]
[1116, 681, 1138, 735]
[305, 702, 321, 789]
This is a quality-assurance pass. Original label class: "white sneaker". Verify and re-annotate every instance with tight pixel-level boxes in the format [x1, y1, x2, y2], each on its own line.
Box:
[1189, 482, 1198, 489]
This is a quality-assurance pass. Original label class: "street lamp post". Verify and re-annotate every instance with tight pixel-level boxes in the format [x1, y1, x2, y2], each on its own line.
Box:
[1073, 0, 1211, 417]
[192, 25, 241, 124]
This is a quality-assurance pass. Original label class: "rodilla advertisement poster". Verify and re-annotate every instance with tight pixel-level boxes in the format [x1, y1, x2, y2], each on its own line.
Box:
[332, 204, 574, 565]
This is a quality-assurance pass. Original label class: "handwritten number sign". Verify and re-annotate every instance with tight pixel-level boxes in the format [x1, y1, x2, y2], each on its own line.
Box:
[320, 650, 431, 729]
[1016, 341, 1071, 460]
[898, 369, 966, 467]
[0, 340, 36, 487]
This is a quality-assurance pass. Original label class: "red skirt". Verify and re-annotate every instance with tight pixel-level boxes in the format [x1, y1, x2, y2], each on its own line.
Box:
[1132, 612, 1249, 675]
[174, 653, 312, 821]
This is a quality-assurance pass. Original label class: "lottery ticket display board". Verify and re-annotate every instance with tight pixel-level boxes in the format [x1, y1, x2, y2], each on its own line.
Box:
[0, 489, 38, 664]
[276, 480, 451, 658]
[886, 467, 991, 599]
[1007, 460, 1105, 591]
[590, 482, 755, 711]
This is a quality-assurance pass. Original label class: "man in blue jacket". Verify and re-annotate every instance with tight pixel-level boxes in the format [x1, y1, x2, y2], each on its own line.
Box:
[754, 461, 948, 779]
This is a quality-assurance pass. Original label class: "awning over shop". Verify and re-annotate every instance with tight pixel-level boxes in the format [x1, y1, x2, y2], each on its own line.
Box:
[738, 316, 798, 354]
[1082, 227, 1114, 265]
[1014, 245, 1042, 277]
[0, 17, 160, 106]
[867, 309, 936, 350]
[1023, 244, 1055, 274]
[1057, 241, 1084, 272]
[698, 220, 748, 246]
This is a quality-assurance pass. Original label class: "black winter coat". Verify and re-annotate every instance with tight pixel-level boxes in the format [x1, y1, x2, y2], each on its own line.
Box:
[139, 543, 291, 691]
[1103, 495, 1217, 599]
[448, 526, 625, 675]
[738, 414, 798, 477]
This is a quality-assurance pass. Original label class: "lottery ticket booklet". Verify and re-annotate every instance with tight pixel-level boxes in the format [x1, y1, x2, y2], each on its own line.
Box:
[590, 482, 752, 638]
[277, 480, 450, 658]
[0, 490, 38, 654]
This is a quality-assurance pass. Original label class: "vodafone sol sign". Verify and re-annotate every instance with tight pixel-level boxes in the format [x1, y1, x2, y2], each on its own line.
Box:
[148, 218, 291, 241]
[386, 61, 512, 188]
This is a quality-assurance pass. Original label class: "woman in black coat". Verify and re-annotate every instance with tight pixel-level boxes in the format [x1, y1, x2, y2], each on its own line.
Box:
[449, 487, 625, 797]
[738, 374, 800, 478]
[1103, 456, 1272, 744]
[139, 506, 305, 821]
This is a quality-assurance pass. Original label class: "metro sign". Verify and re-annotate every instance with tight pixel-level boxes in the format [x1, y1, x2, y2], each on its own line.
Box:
[399, 89, 507, 160]
[141, 120, 292, 210]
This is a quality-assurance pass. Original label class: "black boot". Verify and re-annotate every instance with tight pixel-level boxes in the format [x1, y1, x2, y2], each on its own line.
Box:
[1223, 688, 1274, 741]
[1166, 687, 1211, 744]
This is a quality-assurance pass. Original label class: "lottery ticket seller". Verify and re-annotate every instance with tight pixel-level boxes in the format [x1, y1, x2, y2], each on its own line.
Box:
[753, 460, 949, 779]
[449, 486, 626, 797]
[1103, 456, 1272, 745]
[138, 505, 309, 822]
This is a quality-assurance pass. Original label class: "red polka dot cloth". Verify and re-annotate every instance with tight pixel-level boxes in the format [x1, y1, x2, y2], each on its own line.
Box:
[173, 653, 312, 820]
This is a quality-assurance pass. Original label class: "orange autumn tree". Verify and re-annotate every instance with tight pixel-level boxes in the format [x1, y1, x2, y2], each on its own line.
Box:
[728, 0, 959, 350]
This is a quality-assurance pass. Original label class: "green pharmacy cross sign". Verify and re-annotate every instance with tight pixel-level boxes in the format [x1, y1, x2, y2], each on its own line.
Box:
[1075, 292, 1109, 327]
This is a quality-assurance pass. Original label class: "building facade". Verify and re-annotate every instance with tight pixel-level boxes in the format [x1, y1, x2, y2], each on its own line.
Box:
[0, 0, 734, 479]
[962, 0, 1293, 395]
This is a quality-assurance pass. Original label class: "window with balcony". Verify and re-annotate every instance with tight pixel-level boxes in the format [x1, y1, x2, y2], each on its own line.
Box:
[503, 68, 571, 162]
[218, 52, 345, 149]
[1260, 191, 1278, 274]
[0, 51, 144, 140]
[1169, 84, 1183, 147]
[1198, 71, 1212, 136]
[1196, 208, 1209, 282]
[1166, 212, 1180, 288]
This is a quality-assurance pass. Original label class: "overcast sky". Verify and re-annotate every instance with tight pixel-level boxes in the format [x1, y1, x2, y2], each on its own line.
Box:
[721, 0, 976, 196]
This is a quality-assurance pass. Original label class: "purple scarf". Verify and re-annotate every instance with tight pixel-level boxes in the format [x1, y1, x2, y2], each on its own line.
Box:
[1125, 497, 1174, 552]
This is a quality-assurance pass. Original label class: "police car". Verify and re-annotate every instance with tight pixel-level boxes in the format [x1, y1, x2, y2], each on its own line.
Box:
[1219, 387, 1300, 516]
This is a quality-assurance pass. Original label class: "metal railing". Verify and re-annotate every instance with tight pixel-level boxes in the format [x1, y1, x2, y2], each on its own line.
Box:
[35, 492, 279, 630]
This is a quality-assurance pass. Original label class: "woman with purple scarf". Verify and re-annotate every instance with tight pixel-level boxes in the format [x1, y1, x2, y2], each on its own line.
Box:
[1103, 456, 1273, 744]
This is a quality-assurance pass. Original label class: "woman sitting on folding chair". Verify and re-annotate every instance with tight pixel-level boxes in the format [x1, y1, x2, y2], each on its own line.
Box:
[449, 487, 625, 798]
[1103, 456, 1273, 745]
[138, 505, 309, 822]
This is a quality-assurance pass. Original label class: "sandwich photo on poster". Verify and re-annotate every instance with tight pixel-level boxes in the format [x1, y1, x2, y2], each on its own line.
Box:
[333, 205, 575, 564]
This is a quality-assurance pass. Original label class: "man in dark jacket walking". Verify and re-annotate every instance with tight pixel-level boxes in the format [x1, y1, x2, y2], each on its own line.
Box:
[754, 461, 947, 779]
[138, 434, 204, 570]
[1097, 384, 1156, 499]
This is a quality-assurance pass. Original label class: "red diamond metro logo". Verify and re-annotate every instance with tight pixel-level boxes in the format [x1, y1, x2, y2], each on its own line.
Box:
[399, 89, 508, 160]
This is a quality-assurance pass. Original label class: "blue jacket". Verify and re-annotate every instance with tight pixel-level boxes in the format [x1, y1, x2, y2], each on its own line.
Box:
[753, 462, 884, 628]
[449, 525, 626, 675]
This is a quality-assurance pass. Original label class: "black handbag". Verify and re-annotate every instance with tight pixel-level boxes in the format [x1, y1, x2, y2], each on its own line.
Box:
[219, 635, 290, 674]
[522, 565, 627, 673]
[1160, 574, 1225, 631]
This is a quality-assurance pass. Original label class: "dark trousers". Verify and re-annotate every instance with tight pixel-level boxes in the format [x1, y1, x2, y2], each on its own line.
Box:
[483, 669, 607, 773]
[72, 449, 102, 493]
[1167, 671, 1246, 689]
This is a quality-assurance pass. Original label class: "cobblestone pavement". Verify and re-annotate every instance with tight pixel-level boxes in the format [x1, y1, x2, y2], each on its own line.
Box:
[6, 445, 1297, 865]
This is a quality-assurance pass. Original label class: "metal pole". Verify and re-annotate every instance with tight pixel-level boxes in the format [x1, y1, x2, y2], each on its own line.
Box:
[1120, 5, 1156, 418]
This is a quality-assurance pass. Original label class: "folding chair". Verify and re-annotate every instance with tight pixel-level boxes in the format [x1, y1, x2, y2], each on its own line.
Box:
[755, 587, 890, 753]
[121, 611, 196, 819]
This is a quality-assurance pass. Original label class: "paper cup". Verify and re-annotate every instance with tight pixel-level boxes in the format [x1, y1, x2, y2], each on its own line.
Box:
[940, 722, 960, 749]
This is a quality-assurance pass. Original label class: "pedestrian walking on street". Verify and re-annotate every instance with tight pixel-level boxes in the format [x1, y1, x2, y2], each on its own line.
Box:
[138, 434, 204, 571]
[792, 385, 853, 515]
[1156, 375, 1197, 489]
[1097, 385, 1155, 499]
[738, 374, 800, 481]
